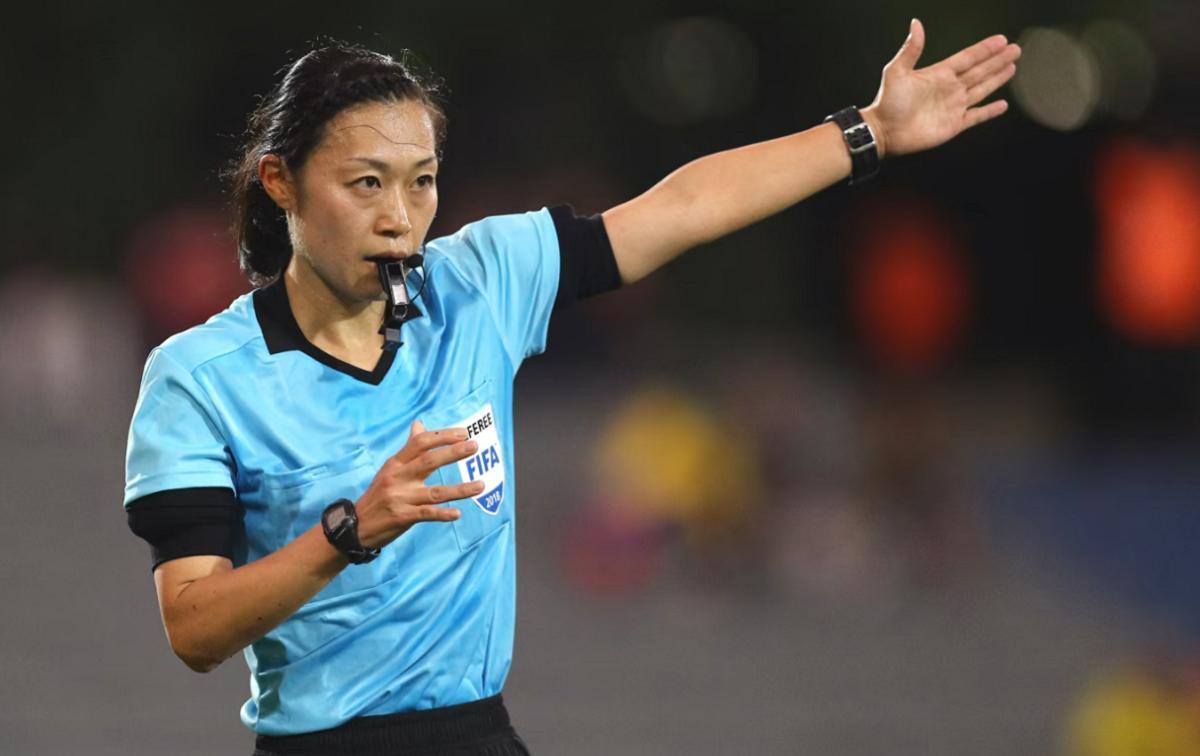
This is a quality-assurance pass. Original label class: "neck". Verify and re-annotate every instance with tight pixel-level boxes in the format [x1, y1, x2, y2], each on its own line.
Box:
[283, 260, 386, 362]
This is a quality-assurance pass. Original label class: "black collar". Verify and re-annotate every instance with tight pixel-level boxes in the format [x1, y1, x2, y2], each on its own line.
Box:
[253, 277, 419, 386]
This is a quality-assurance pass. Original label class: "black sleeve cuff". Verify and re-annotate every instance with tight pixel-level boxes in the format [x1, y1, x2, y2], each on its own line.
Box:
[549, 204, 622, 311]
[126, 487, 240, 571]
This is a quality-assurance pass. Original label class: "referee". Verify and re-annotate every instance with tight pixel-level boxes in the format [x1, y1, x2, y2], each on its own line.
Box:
[125, 23, 1019, 755]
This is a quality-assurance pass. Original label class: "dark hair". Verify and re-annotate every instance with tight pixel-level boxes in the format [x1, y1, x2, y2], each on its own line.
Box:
[227, 42, 446, 285]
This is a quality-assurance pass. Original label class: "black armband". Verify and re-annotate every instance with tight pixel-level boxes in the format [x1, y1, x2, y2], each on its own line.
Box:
[550, 204, 622, 311]
[126, 487, 240, 571]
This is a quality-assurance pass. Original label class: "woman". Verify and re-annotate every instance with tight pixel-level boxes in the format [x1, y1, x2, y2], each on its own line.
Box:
[126, 21, 1020, 755]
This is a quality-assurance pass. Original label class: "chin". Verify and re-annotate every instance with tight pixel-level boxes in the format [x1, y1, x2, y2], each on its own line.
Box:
[360, 280, 390, 304]
[348, 270, 386, 301]
[325, 277, 384, 308]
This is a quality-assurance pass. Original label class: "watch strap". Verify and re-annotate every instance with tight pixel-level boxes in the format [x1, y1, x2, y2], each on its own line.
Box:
[824, 106, 880, 185]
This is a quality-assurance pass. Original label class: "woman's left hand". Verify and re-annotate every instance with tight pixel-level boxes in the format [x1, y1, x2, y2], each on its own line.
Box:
[861, 19, 1022, 159]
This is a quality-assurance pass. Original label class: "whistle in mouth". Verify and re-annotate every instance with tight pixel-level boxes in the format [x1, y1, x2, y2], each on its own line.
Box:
[376, 260, 410, 350]
[378, 260, 410, 308]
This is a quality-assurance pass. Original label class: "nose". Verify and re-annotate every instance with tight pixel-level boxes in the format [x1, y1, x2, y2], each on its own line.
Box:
[377, 187, 412, 239]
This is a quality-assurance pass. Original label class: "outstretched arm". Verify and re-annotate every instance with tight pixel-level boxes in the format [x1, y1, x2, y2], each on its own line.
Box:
[602, 19, 1021, 284]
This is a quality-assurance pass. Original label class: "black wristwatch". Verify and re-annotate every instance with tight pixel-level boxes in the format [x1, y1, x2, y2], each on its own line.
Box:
[824, 106, 880, 185]
[321, 499, 381, 564]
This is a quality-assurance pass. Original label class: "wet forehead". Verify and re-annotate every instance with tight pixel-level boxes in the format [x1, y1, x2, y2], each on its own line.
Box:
[321, 100, 437, 163]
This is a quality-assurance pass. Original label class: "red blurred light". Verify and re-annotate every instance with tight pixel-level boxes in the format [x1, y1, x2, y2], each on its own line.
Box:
[124, 205, 249, 346]
[1094, 138, 1200, 345]
[850, 201, 971, 376]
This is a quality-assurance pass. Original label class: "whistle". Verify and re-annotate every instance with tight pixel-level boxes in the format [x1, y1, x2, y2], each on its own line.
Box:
[376, 260, 414, 350]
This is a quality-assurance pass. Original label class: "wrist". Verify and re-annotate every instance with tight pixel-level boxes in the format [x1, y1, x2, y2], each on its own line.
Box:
[309, 523, 351, 573]
[859, 105, 887, 160]
[354, 499, 397, 551]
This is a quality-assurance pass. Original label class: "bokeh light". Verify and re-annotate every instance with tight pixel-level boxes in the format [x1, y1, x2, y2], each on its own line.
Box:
[123, 205, 250, 347]
[1094, 137, 1200, 345]
[1012, 27, 1101, 131]
[850, 200, 972, 376]
[1081, 19, 1157, 122]
[618, 17, 758, 125]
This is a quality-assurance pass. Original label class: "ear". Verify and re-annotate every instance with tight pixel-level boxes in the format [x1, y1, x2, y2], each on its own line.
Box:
[258, 154, 295, 211]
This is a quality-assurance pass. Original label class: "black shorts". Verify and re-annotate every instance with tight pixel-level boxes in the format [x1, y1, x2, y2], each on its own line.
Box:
[251, 695, 531, 756]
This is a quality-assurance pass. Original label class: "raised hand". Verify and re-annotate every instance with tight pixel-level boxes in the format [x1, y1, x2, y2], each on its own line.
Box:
[862, 19, 1022, 158]
[354, 420, 483, 548]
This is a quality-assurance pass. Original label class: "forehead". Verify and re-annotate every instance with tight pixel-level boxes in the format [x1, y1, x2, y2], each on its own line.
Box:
[317, 99, 437, 164]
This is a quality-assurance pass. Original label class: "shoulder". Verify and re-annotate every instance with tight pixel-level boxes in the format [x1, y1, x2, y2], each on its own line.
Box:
[425, 209, 556, 263]
[421, 209, 560, 293]
[152, 292, 262, 374]
[436, 207, 555, 244]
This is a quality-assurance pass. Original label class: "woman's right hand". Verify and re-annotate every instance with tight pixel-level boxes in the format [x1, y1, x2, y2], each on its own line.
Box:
[354, 419, 484, 549]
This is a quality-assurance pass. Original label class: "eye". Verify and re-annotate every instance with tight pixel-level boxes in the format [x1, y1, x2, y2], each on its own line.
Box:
[415, 174, 436, 189]
[353, 176, 382, 189]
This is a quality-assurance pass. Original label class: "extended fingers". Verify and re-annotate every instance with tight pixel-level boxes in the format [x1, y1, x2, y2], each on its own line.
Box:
[405, 481, 484, 525]
[966, 63, 1017, 106]
[411, 439, 479, 478]
[959, 43, 1021, 89]
[963, 99, 1009, 130]
[391, 426, 468, 465]
[411, 502, 462, 521]
[424, 480, 486, 505]
[941, 34, 1009, 75]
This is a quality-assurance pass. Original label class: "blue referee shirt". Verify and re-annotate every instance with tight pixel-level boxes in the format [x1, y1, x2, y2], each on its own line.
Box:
[124, 207, 613, 735]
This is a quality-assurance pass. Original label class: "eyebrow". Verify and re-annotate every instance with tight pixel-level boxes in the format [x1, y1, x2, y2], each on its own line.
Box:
[346, 156, 438, 172]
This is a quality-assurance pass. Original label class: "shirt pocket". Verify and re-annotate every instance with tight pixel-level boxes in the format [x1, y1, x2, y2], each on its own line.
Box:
[421, 379, 510, 552]
[256, 446, 392, 599]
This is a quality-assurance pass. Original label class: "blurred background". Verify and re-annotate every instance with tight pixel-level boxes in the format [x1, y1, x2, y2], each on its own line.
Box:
[4, 0, 1200, 753]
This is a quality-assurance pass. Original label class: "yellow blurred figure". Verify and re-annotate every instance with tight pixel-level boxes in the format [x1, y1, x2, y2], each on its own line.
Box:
[594, 384, 764, 552]
[1066, 665, 1200, 756]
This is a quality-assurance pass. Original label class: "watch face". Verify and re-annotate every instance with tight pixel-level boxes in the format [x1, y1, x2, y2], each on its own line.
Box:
[324, 502, 348, 530]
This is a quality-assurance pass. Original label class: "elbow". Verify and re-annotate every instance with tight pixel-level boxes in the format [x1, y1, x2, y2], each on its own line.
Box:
[155, 565, 241, 674]
[164, 623, 226, 674]
[177, 650, 223, 674]
[170, 638, 225, 674]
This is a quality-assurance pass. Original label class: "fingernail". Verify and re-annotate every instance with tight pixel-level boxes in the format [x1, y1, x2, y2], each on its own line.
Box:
[467, 440, 478, 452]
